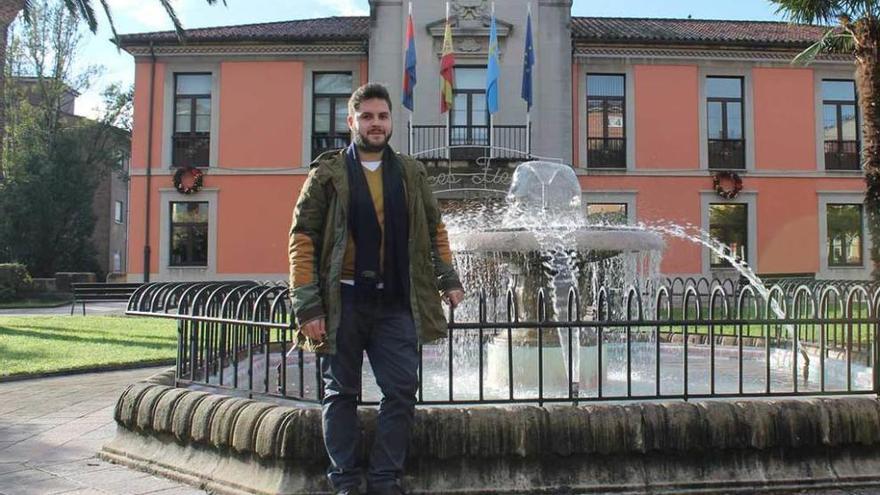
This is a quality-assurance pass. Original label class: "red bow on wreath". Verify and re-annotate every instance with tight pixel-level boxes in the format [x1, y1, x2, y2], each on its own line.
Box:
[712, 171, 742, 200]
[173, 166, 204, 195]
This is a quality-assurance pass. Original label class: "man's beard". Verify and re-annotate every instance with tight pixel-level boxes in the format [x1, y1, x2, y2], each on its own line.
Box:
[354, 128, 392, 153]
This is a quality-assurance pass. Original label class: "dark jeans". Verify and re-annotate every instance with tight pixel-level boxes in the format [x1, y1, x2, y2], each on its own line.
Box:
[322, 284, 419, 491]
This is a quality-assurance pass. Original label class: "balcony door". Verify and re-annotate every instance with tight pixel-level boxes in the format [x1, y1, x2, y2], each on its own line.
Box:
[450, 67, 488, 159]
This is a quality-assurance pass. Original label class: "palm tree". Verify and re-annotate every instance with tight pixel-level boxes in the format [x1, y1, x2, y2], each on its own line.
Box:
[0, 0, 225, 179]
[769, 1, 880, 277]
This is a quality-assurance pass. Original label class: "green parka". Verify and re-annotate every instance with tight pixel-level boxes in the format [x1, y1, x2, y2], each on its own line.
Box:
[288, 149, 462, 354]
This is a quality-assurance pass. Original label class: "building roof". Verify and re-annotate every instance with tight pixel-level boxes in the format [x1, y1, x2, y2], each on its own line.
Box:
[118, 14, 829, 50]
[116, 16, 370, 46]
[570, 17, 830, 48]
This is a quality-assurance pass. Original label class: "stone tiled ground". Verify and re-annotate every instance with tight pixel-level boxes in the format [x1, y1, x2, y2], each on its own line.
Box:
[2, 365, 880, 494]
[0, 367, 205, 495]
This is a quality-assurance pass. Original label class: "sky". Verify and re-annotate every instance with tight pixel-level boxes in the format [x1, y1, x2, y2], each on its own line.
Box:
[60, 0, 788, 119]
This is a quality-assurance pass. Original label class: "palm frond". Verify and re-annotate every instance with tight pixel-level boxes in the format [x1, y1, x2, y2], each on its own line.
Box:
[21, 0, 36, 24]
[96, 0, 119, 47]
[791, 27, 854, 65]
[157, 0, 185, 41]
[769, 0, 842, 24]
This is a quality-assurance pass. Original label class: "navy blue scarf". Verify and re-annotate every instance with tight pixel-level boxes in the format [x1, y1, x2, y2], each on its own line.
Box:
[345, 143, 410, 305]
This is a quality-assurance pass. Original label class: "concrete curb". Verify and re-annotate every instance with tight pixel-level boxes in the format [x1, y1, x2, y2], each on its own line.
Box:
[100, 371, 880, 494]
[0, 360, 177, 383]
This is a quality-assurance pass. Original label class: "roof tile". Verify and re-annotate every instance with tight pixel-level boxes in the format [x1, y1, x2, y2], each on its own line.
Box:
[571, 17, 830, 47]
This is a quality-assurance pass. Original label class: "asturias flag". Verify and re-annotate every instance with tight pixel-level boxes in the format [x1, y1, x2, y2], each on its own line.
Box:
[486, 13, 500, 115]
[521, 11, 535, 110]
[440, 18, 455, 113]
[402, 12, 417, 112]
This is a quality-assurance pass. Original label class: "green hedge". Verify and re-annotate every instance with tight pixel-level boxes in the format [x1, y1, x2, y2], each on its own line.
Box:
[0, 263, 32, 302]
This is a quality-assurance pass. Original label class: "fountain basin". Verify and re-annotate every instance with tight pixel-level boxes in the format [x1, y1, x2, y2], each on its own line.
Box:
[102, 369, 880, 494]
[450, 227, 665, 253]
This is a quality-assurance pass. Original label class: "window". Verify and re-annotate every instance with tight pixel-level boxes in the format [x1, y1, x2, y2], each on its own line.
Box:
[312, 73, 353, 159]
[450, 67, 488, 153]
[827, 204, 863, 266]
[173, 73, 211, 168]
[706, 77, 745, 169]
[586, 203, 627, 225]
[170, 202, 208, 267]
[822, 80, 860, 170]
[709, 203, 747, 267]
[586, 74, 625, 168]
[114, 201, 124, 224]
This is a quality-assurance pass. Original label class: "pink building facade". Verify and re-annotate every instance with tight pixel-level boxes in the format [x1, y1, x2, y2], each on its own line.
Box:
[118, 2, 871, 282]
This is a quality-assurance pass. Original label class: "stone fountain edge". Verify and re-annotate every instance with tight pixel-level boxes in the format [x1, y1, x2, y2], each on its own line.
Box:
[98, 368, 880, 494]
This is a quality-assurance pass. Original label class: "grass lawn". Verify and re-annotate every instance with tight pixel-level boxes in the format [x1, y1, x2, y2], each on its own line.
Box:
[0, 315, 177, 378]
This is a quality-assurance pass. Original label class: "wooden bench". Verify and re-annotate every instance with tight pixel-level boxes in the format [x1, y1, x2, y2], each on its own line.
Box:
[70, 282, 143, 315]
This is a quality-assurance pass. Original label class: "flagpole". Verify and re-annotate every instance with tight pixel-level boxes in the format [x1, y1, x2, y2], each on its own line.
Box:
[445, 1, 451, 160]
[408, 1, 413, 155]
[489, 1, 495, 160]
[526, 1, 531, 157]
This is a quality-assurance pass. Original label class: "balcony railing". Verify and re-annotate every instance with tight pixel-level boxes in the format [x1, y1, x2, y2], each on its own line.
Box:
[587, 137, 626, 169]
[825, 140, 860, 171]
[312, 134, 350, 160]
[172, 134, 210, 168]
[708, 139, 745, 170]
[409, 124, 530, 160]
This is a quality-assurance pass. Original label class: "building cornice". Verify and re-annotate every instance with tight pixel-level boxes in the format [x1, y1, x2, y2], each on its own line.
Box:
[573, 45, 853, 65]
[125, 42, 368, 58]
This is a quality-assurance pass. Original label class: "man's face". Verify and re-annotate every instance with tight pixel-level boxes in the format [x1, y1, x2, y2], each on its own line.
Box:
[349, 98, 393, 153]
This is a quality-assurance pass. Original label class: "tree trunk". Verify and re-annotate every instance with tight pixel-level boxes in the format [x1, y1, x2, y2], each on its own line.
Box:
[0, 0, 24, 180]
[853, 17, 880, 278]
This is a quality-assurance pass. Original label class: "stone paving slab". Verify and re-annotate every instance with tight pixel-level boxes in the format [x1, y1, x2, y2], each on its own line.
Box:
[0, 366, 207, 494]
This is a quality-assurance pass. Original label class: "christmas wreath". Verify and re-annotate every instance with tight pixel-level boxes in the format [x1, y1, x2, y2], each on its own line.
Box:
[712, 171, 743, 200]
[173, 166, 204, 195]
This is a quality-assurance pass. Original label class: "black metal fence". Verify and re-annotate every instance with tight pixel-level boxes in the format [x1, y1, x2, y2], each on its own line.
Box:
[126, 278, 880, 406]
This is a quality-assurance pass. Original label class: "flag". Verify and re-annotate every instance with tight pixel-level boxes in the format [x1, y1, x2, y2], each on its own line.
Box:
[440, 18, 455, 114]
[521, 11, 534, 110]
[486, 13, 500, 114]
[402, 12, 417, 111]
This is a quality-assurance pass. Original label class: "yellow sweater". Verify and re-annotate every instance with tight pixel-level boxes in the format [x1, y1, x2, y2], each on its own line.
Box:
[342, 164, 384, 280]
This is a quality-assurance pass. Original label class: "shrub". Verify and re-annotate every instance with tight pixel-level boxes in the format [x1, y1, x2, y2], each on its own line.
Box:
[0, 263, 33, 301]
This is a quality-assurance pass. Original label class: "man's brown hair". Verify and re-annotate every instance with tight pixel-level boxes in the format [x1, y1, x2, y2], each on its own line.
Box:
[348, 82, 393, 116]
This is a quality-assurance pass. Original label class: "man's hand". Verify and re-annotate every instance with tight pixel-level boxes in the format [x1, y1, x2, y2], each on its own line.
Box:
[442, 289, 465, 310]
[300, 317, 326, 341]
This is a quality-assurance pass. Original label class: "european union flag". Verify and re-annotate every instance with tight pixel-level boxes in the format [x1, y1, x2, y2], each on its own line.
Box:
[486, 13, 500, 115]
[521, 12, 534, 110]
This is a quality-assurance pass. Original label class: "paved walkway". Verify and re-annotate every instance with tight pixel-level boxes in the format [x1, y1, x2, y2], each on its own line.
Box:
[0, 301, 128, 317]
[0, 367, 205, 495]
[2, 367, 880, 495]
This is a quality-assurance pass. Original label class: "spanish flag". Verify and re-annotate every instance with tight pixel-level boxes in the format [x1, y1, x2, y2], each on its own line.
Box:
[439, 16, 455, 114]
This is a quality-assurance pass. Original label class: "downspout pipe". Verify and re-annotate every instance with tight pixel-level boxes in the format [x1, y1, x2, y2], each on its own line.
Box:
[143, 42, 156, 283]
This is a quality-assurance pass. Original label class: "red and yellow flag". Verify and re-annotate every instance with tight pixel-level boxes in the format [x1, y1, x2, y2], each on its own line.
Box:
[439, 18, 455, 113]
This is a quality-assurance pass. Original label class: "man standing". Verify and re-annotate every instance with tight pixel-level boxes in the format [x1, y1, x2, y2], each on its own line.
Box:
[288, 83, 464, 495]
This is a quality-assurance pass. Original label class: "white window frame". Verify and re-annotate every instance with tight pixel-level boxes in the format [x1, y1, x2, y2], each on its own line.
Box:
[698, 65, 755, 172]
[162, 63, 221, 168]
[114, 200, 124, 224]
[301, 61, 363, 166]
[583, 191, 637, 224]
[577, 64, 635, 170]
[814, 69, 862, 173]
[700, 191, 757, 276]
[817, 191, 873, 280]
[158, 188, 218, 280]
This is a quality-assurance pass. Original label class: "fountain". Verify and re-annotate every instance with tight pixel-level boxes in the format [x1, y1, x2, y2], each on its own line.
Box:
[445, 161, 664, 393]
